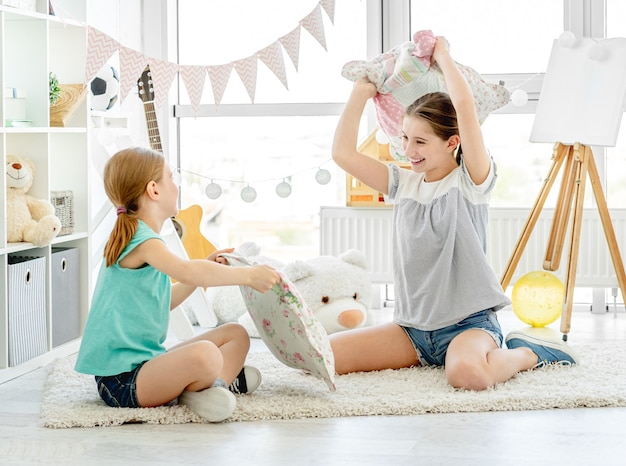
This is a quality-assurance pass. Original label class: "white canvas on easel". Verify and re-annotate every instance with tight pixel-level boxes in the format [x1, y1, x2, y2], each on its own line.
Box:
[530, 36, 626, 147]
[504, 34, 626, 339]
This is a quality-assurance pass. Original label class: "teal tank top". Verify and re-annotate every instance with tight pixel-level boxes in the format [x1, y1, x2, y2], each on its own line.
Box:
[75, 220, 171, 376]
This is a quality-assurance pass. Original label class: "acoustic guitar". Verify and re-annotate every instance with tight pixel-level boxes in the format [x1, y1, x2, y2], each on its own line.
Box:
[137, 66, 217, 260]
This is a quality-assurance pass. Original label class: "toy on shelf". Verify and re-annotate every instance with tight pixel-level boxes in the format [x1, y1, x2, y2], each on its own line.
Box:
[6, 154, 61, 247]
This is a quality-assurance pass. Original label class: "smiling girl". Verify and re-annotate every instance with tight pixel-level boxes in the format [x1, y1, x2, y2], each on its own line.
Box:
[329, 36, 578, 390]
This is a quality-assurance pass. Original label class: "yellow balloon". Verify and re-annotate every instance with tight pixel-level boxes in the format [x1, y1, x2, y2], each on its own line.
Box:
[511, 271, 564, 327]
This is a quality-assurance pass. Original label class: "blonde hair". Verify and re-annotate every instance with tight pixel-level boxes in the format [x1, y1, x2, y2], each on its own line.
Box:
[103, 147, 165, 267]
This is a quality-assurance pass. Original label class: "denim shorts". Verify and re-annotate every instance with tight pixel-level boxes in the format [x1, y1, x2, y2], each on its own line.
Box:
[401, 309, 503, 367]
[95, 361, 147, 408]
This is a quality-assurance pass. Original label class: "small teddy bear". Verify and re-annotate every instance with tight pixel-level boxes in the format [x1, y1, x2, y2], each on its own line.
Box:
[6, 154, 62, 246]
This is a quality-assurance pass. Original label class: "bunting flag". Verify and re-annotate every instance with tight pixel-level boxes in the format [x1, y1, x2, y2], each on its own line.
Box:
[148, 58, 179, 111]
[234, 56, 259, 103]
[84, 0, 335, 107]
[118, 47, 147, 104]
[280, 27, 302, 71]
[179, 65, 208, 115]
[300, 4, 327, 51]
[208, 63, 234, 108]
[85, 26, 119, 83]
[258, 41, 289, 90]
[320, 0, 336, 24]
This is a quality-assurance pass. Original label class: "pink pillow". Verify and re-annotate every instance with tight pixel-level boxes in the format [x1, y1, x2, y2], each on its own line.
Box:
[341, 30, 510, 160]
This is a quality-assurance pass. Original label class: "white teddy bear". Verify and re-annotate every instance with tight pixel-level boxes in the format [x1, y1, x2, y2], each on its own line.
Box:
[207, 242, 372, 336]
[6, 154, 62, 247]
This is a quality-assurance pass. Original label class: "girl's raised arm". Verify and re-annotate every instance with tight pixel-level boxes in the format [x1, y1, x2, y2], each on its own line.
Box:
[432, 37, 490, 184]
[332, 80, 390, 195]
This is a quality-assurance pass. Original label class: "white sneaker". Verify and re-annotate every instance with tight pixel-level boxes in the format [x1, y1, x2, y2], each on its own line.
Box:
[228, 365, 262, 395]
[179, 386, 236, 422]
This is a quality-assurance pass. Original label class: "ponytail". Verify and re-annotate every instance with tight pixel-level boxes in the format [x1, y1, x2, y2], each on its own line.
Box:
[101, 146, 165, 267]
[104, 213, 139, 267]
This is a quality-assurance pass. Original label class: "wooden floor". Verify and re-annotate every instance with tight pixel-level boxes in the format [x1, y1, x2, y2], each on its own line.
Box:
[1, 307, 626, 466]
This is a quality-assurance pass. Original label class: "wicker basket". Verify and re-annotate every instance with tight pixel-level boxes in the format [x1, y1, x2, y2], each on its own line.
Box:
[50, 190, 74, 236]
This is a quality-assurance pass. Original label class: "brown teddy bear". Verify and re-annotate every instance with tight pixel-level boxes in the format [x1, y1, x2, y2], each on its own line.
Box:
[6, 154, 61, 246]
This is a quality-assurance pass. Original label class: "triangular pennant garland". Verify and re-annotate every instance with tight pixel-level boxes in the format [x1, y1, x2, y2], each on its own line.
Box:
[234, 56, 259, 103]
[280, 27, 302, 72]
[258, 41, 288, 90]
[300, 4, 327, 51]
[83, 1, 335, 109]
[85, 26, 119, 83]
[179, 65, 209, 115]
[148, 58, 179, 111]
[118, 46, 147, 104]
[208, 63, 234, 108]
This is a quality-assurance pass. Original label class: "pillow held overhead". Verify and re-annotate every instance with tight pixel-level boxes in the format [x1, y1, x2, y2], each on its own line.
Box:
[341, 30, 510, 160]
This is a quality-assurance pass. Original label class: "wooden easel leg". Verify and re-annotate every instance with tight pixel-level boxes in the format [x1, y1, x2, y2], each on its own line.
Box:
[560, 144, 590, 340]
[544, 147, 576, 271]
[500, 143, 569, 290]
[587, 153, 626, 301]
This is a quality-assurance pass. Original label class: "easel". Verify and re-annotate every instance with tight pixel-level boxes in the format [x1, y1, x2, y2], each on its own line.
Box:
[500, 142, 626, 340]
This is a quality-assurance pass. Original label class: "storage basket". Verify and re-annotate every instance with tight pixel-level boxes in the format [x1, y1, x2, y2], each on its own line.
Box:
[7, 255, 48, 366]
[51, 247, 81, 347]
[50, 190, 74, 235]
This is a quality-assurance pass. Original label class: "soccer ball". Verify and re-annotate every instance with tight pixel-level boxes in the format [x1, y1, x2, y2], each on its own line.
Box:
[90, 65, 119, 111]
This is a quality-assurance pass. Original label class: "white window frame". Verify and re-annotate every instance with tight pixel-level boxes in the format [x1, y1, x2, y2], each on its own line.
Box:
[168, 0, 616, 311]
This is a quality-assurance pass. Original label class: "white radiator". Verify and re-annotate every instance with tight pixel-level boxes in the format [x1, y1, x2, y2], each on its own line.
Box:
[320, 206, 626, 288]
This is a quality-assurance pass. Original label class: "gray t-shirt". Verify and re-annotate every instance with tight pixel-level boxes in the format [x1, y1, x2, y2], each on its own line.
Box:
[386, 160, 511, 331]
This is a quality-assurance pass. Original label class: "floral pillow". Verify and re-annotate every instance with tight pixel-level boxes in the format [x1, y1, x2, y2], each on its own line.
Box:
[341, 29, 510, 161]
[220, 253, 336, 391]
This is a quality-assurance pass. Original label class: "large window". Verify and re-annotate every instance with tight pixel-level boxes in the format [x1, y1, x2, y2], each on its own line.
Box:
[175, 0, 625, 273]
[410, 0, 563, 74]
[606, 0, 626, 208]
[176, 0, 366, 261]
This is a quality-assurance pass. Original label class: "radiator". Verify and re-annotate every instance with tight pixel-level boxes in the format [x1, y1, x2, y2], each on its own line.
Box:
[320, 206, 626, 288]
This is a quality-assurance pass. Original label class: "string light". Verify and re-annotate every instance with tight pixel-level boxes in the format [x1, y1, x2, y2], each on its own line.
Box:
[559, 31, 577, 48]
[275, 179, 292, 198]
[240, 185, 257, 203]
[315, 167, 331, 185]
[205, 180, 222, 199]
[182, 158, 333, 202]
[375, 129, 390, 144]
[588, 43, 609, 61]
[511, 89, 529, 107]
[559, 31, 614, 61]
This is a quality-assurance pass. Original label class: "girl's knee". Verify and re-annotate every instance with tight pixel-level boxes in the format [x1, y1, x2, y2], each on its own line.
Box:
[446, 360, 492, 391]
[221, 322, 251, 348]
[188, 340, 223, 371]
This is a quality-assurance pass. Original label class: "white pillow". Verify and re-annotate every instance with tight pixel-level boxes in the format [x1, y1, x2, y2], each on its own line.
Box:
[220, 253, 336, 391]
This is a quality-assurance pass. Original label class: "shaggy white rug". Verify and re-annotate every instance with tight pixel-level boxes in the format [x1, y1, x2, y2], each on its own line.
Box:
[41, 344, 626, 428]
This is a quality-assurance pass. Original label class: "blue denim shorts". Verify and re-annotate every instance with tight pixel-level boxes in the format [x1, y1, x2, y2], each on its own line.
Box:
[401, 309, 503, 367]
[95, 361, 147, 408]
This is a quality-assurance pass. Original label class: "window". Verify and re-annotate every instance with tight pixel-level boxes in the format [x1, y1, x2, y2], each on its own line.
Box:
[176, 0, 366, 261]
[409, 0, 563, 74]
[606, 0, 626, 208]
[174, 0, 624, 292]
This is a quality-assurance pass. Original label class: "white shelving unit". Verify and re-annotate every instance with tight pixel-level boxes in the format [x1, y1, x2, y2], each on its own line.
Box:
[0, 1, 91, 383]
